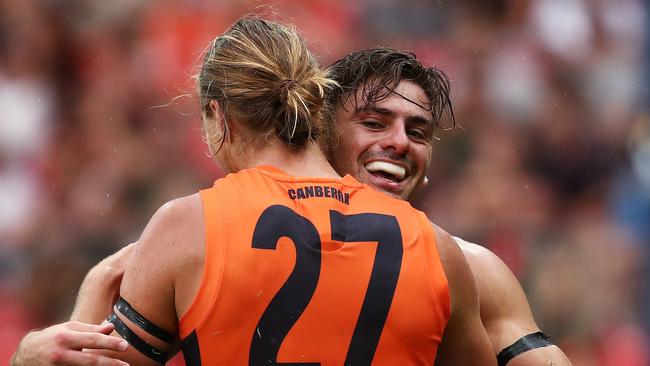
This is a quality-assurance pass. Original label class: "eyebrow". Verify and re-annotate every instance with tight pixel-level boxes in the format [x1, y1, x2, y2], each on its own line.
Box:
[357, 105, 434, 127]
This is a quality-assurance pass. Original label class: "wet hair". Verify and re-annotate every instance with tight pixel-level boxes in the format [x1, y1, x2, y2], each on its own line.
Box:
[197, 17, 336, 150]
[326, 47, 455, 134]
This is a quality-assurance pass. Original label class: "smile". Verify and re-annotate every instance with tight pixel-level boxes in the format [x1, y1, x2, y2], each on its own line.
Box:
[365, 161, 407, 182]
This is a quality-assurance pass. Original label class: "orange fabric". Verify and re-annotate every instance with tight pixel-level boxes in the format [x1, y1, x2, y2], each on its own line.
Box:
[178, 166, 450, 365]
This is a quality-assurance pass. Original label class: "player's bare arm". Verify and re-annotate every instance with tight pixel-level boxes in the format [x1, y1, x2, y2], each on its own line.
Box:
[88, 193, 205, 365]
[433, 226, 497, 365]
[10, 322, 128, 366]
[70, 243, 136, 324]
[456, 237, 573, 366]
[11, 245, 137, 366]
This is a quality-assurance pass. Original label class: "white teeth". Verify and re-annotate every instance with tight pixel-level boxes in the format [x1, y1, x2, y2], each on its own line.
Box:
[365, 161, 406, 180]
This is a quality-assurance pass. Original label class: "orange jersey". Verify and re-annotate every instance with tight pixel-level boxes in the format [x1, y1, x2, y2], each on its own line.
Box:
[178, 166, 450, 365]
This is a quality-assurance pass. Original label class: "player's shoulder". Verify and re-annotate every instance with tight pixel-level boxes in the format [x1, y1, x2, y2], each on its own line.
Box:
[154, 193, 203, 224]
[454, 237, 497, 259]
[139, 193, 204, 251]
[452, 236, 511, 275]
[452, 236, 536, 317]
[452, 237, 545, 354]
[428, 224, 465, 269]
[126, 193, 205, 288]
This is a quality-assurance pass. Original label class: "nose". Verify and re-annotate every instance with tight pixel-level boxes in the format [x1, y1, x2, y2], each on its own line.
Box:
[379, 123, 410, 155]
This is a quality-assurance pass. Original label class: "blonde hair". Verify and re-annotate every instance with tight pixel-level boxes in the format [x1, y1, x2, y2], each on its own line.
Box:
[198, 17, 337, 150]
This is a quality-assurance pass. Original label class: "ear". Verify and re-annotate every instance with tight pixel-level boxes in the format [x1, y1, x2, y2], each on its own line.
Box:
[210, 100, 225, 134]
[210, 100, 234, 141]
[203, 100, 226, 158]
[209, 99, 221, 116]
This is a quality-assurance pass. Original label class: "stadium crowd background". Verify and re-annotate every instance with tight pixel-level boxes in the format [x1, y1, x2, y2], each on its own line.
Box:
[0, 0, 649, 364]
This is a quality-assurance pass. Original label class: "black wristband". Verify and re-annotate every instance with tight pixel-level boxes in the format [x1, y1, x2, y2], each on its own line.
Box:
[497, 331, 554, 366]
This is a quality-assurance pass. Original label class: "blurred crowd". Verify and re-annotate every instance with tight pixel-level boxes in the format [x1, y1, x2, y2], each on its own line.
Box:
[0, 0, 648, 365]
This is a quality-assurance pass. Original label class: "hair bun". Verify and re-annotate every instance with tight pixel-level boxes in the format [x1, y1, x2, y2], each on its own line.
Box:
[276, 79, 297, 104]
[198, 17, 337, 150]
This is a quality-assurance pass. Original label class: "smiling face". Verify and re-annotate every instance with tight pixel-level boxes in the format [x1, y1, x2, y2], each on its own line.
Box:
[328, 80, 434, 200]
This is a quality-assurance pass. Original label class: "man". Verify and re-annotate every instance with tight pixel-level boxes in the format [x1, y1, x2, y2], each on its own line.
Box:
[324, 47, 572, 366]
[12, 47, 571, 365]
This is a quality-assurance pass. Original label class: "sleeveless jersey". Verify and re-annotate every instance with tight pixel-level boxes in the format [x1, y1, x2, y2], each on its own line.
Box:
[178, 166, 450, 365]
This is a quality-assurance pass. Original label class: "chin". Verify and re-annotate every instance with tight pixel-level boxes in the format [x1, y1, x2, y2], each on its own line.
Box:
[388, 186, 416, 201]
[377, 188, 403, 200]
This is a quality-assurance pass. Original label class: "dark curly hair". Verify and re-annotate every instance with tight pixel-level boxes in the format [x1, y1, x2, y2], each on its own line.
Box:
[326, 47, 455, 134]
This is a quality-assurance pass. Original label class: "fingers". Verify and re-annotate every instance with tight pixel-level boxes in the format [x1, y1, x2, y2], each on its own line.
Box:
[54, 350, 129, 366]
[97, 322, 116, 335]
[65, 332, 128, 353]
[56, 322, 128, 353]
[65, 321, 114, 335]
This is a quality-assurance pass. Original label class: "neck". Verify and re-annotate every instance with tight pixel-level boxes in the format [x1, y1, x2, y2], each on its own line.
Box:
[235, 139, 341, 178]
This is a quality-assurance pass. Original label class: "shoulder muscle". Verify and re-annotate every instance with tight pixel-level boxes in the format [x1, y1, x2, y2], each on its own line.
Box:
[433, 225, 497, 365]
[454, 237, 538, 352]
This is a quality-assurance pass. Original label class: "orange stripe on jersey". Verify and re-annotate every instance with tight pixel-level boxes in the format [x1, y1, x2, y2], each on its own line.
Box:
[178, 166, 450, 365]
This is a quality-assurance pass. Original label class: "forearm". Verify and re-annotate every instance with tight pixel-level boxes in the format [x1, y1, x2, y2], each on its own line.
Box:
[70, 244, 135, 323]
[70, 269, 119, 323]
[10, 339, 24, 366]
[11, 331, 46, 366]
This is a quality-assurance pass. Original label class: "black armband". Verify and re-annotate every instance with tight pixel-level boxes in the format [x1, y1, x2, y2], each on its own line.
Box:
[115, 297, 176, 343]
[108, 312, 169, 364]
[497, 331, 554, 366]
